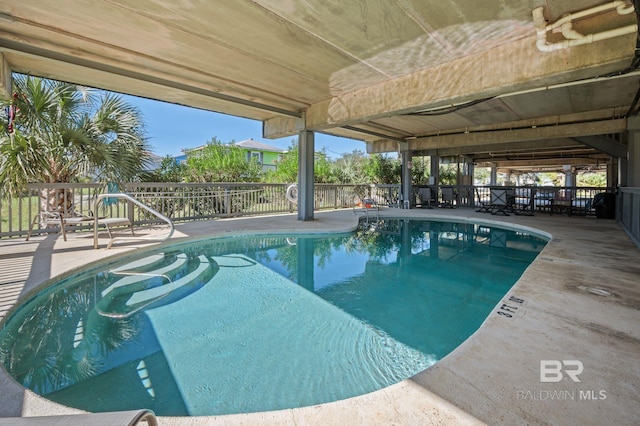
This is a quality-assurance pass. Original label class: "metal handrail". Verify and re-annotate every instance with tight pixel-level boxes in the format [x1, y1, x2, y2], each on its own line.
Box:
[109, 270, 172, 283]
[94, 193, 174, 249]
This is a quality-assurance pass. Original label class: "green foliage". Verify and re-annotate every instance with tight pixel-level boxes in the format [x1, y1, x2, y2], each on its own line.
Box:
[264, 143, 339, 184]
[144, 156, 186, 182]
[264, 142, 299, 183]
[438, 164, 458, 185]
[200, 143, 402, 186]
[314, 149, 334, 183]
[0, 74, 151, 196]
[535, 172, 558, 186]
[577, 171, 606, 187]
[185, 138, 263, 182]
[517, 172, 540, 186]
[411, 156, 430, 185]
[332, 149, 368, 184]
[473, 167, 490, 185]
[363, 154, 400, 184]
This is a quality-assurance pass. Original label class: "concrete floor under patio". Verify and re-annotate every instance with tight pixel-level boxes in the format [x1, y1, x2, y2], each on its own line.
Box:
[0, 207, 638, 425]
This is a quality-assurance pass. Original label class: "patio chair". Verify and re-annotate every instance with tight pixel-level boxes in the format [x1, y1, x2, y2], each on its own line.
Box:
[97, 217, 135, 239]
[513, 187, 535, 216]
[550, 194, 573, 216]
[505, 188, 516, 213]
[26, 209, 134, 242]
[417, 187, 434, 208]
[475, 187, 491, 213]
[352, 194, 379, 219]
[534, 189, 556, 213]
[440, 187, 456, 208]
[26, 205, 95, 242]
[490, 188, 509, 216]
[27, 193, 134, 243]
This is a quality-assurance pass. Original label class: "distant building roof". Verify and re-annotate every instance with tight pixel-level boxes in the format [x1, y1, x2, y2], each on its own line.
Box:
[181, 138, 286, 155]
[233, 138, 285, 153]
[145, 152, 166, 171]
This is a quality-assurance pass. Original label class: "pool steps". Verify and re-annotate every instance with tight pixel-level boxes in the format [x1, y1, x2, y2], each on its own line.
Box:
[101, 254, 188, 297]
[127, 255, 211, 306]
[96, 253, 218, 318]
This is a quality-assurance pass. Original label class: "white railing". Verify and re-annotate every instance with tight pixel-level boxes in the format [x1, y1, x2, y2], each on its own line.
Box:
[3, 183, 632, 242]
[3, 183, 400, 239]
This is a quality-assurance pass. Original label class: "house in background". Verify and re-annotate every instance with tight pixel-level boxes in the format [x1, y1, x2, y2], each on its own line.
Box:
[144, 152, 167, 171]
[234, 138, 286, 171]
[173, 138, 286, 171]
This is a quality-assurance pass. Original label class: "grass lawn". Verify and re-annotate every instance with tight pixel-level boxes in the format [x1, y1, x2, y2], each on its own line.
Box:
[0, 196, 39, 234]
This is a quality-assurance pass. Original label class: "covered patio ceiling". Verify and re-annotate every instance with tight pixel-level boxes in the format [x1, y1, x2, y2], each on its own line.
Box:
[0, 1, 638, 172]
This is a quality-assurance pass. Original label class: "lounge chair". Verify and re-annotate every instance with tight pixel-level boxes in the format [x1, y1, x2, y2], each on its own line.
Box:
[26, 209, 74, 242]
[26, 206, 133, 242]
[0, 409, 157, 425]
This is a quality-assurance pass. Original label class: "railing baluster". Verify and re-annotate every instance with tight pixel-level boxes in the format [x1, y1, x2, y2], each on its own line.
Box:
[2, 182, 632, 240]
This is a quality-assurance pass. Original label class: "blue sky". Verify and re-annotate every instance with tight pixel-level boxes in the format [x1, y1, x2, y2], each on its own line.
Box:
[123, 95, 367, 159]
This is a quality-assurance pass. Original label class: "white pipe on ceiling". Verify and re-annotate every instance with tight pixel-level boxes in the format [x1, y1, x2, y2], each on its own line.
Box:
[533, 1, 637, 52]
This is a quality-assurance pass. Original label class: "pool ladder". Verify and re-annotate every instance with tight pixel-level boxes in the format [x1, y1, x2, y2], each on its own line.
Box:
[93, 193, 174, 249]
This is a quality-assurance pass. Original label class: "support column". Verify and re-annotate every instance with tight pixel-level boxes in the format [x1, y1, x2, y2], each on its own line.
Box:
[627, 116, 640, 187]
[619, 154, 628, 187]
[563, 165, 575, 187]
[608, 158, 619, 188]
[563, 165, 576, 201]
[429, 154, 439, 186]
[466, 160, 475, 185]
[489, 163, 498, 186]
[0, 54, 11, 100]
[298, 130, 315, 221]
[401, 150, 413, 208]
[465, 158, 475, 207]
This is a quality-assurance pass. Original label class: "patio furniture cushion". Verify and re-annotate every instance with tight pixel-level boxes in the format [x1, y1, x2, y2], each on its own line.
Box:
[0, 409, 157, 425]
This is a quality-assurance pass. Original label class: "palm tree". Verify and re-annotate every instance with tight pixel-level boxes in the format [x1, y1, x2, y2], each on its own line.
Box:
[0, 74, 152, 216]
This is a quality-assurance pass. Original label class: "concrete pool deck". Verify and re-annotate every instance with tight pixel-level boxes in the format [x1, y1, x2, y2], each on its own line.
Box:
[0, 208, 638, 425]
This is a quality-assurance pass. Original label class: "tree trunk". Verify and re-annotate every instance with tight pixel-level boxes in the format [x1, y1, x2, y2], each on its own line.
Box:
[39, 187, 75, 228]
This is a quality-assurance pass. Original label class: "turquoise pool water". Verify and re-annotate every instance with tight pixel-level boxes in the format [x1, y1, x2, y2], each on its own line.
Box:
[0, 219, 546, 416]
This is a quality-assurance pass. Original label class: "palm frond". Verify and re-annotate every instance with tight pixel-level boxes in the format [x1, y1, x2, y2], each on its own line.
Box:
[0, 74, 151, 190]
[0, 133, 48, 196]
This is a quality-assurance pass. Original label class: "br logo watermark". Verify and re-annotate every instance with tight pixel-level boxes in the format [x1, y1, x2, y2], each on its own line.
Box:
[540, 360, 583, 383]
[516, 360, 607, 401]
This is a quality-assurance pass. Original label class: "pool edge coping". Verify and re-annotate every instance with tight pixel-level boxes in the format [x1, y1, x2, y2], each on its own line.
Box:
[1, 208, 638, 425]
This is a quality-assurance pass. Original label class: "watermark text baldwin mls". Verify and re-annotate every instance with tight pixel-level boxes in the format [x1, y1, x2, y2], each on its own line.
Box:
[517, 389, 607, 401]
[516, 361, 607, 401]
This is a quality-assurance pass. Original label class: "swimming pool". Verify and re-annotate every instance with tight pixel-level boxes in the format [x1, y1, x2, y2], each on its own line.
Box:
[0, 218, 547, 416]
